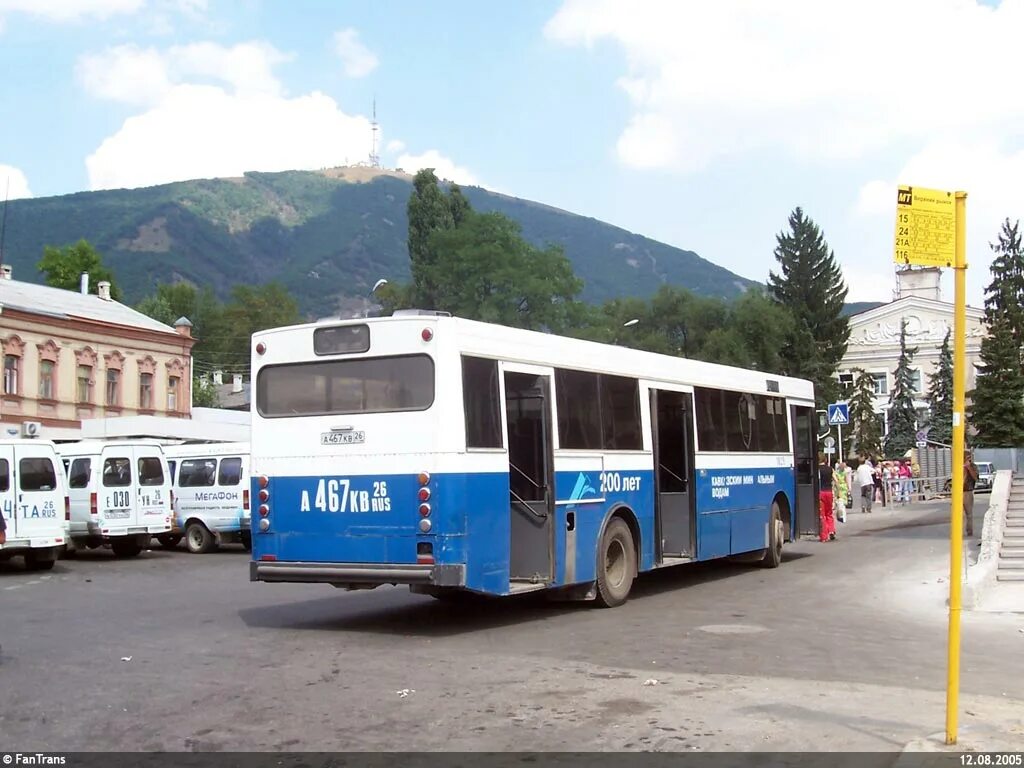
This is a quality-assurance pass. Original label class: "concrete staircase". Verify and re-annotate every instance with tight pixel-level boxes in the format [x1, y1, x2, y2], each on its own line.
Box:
[997, 478, 1024, 581]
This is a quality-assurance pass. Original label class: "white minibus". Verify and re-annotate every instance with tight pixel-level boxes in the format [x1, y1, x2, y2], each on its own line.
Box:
[162, 442, 251, 553]
[58, 440, 172, 557]
[0, 439, 69, 571]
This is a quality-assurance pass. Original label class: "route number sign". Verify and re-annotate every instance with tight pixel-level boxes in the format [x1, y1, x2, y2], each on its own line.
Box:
[894, 186, 956, 267]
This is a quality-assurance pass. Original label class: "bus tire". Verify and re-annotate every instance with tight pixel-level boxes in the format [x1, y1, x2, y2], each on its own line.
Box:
[595, 517, 636, 608]
[111, 539, 142, 558]
[157, 534, 182, 550]
[186, 522, 216, 554]
[758, 501, 784, 569]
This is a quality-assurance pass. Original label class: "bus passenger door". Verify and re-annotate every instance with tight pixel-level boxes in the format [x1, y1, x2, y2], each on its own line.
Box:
[790, 405, 819, 538]
[504, 370, 554, 585]
[651, 389, 695, 560]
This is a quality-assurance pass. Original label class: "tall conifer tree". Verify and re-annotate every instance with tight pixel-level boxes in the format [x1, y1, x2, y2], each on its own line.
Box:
[925, 329, 953, 445]
[768, 207, 850, 407]
[848, 368, 882, 459]
[884, 320, 918, 456]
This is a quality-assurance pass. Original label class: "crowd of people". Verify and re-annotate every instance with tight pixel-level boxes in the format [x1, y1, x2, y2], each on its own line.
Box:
[816, 450, 979, 543]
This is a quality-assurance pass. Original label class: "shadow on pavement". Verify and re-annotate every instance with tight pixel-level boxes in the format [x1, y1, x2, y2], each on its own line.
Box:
[238, 551, 813, 637]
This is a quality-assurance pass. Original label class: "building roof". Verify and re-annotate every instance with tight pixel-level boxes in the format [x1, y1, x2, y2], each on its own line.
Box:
[0, 277, 179, 335]
[216, 380, 251, 410]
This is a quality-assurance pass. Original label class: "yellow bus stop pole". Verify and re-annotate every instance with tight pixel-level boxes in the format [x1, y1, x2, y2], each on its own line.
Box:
[946, 190, 967, 745]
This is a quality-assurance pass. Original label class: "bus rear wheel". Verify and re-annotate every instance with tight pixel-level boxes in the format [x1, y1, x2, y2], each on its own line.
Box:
[596, 517, 636, 608]
[758, 501, 784, 569]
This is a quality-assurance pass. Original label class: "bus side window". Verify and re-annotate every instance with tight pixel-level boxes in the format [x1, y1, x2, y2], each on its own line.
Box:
[0, 458, 9, 492]
[462, 356, 502, 448]
[694, 388, 727, 452]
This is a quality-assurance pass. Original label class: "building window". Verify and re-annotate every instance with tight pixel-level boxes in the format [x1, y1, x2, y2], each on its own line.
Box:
[39, 361, 55, 400]
[77, 365, 93, 403]
[871, 372, 888, 396]
[910, 369, 923, 394]
[140, 373, 153, 410]
[106, 369, 120, 406]
[167, 376, 179, 412]
[3, 354, 19, 395]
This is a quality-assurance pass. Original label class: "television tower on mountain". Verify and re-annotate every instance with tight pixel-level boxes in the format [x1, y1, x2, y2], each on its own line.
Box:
[369, 98, 381, 168]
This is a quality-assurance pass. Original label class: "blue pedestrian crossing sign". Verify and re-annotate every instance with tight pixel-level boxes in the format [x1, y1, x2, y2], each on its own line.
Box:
[827, 402, 850, 425]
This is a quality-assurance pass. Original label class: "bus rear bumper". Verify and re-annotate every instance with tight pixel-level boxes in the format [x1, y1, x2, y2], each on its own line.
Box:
[250, 560, 465, 587]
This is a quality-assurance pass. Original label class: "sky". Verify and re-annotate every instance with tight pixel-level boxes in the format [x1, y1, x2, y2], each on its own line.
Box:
[1, 0, 1022, 307]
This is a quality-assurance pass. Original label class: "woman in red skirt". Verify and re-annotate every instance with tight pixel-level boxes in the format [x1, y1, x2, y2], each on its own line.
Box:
[818, 453, 836, 542]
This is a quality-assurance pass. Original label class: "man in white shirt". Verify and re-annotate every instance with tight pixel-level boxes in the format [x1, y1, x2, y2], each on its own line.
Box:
[855, 459, 875, 514]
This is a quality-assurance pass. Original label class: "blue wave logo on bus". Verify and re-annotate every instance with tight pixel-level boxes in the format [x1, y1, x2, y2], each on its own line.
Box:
[566, 473, 596, 505]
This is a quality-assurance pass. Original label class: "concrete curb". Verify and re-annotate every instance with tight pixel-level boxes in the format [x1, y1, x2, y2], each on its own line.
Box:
[964, 469, 1012, 609]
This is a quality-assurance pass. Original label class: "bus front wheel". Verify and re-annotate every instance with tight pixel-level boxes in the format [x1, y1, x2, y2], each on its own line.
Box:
[758, 501, 784, 569]
[596, 517, 636, 608]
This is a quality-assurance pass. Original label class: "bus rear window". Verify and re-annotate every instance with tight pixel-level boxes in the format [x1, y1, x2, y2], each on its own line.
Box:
[314, 324, 370, 355]
[256, 354, 435, 417]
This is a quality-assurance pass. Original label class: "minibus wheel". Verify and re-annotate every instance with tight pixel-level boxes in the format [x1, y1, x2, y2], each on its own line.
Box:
[24, 550, 56, 571]
[185, 522, 216, 554]
[595, 517, 636, 608]
[111, 539, 142, 558]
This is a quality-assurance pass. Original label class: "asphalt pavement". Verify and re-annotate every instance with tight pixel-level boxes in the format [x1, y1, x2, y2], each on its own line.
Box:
[1, 496, 1022, 752]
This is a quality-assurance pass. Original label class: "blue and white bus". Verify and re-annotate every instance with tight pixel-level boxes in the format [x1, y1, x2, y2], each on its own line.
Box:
[248, 312, 819, 607]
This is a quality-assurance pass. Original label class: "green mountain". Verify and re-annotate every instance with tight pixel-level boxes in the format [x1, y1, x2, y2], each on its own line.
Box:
[1, 167, 757, 317]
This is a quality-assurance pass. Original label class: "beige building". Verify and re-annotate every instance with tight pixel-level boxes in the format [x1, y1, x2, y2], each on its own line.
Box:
[0, 266, 195, 440]
[838, 267, 987, 439]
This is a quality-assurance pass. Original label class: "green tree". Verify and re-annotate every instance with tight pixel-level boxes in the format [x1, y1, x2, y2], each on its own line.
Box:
[37, 239, 121, 300]
[406, 169, 456, 308]
[969, 313, 1024, 446]
[191, 376, 221, 408]
[884, 320, 919, 456]
[985, 218, 1024, 366]
[925, 329, 953, 445]
[426, 211, 583, 331]
[848, 368, 882, 459]
[768, 208, 849, 406]
[216, 283, 301, 375]
[136, 282, 224, 367]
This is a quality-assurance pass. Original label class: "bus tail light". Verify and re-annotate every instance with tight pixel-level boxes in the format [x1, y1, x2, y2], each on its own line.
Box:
[421, 328, 433, 342]
[418, 518, 432, 533]
[259, 504, 270, 517]
[258, 475, 269, 489]
[419, 503, 431, 517]
[418, 487, 431, 502]
[259, 518, 271, 532]
[89, 492, 98, 517]
[256, 342, 266, 355]
[65, 496, 71, 521]
[417, 472, 430, 486]
[258, 489, 269, 503]
[417, 542, 434, 564]
[243, 490, 250, 511]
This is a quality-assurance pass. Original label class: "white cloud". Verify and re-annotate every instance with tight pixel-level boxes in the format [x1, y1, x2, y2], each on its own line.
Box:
[0, 0, 142, 22]
[333, 28, 378, 78]
[77, 41, 287, 106]
[0, 164, 32, 199]
[545, 0, 1024, 172]
[396, 150, 479, 187]
[80, 40, 375, 190]
[86, 85, 373, 190]
[385, 139, 405, 154]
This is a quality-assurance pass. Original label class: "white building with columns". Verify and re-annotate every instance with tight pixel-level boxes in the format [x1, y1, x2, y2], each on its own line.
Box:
[837, 267, 987, 439]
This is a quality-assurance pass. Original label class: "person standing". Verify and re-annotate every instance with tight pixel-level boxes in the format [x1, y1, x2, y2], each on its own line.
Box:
[834, 461, 849, 523]
[844, 463, 854, 510]
[0, 503, 6, 545]
[963, 449, 979, 537]
[856, 459, 874, 514]
[898, 459, 913, 504]
[818, 454, 836, 542]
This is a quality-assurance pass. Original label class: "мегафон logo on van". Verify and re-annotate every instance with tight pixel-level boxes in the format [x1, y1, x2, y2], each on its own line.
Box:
[193, 491, 240, 502]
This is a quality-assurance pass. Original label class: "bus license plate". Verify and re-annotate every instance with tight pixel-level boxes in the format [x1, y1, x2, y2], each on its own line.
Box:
[321, 431, 365, 445]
